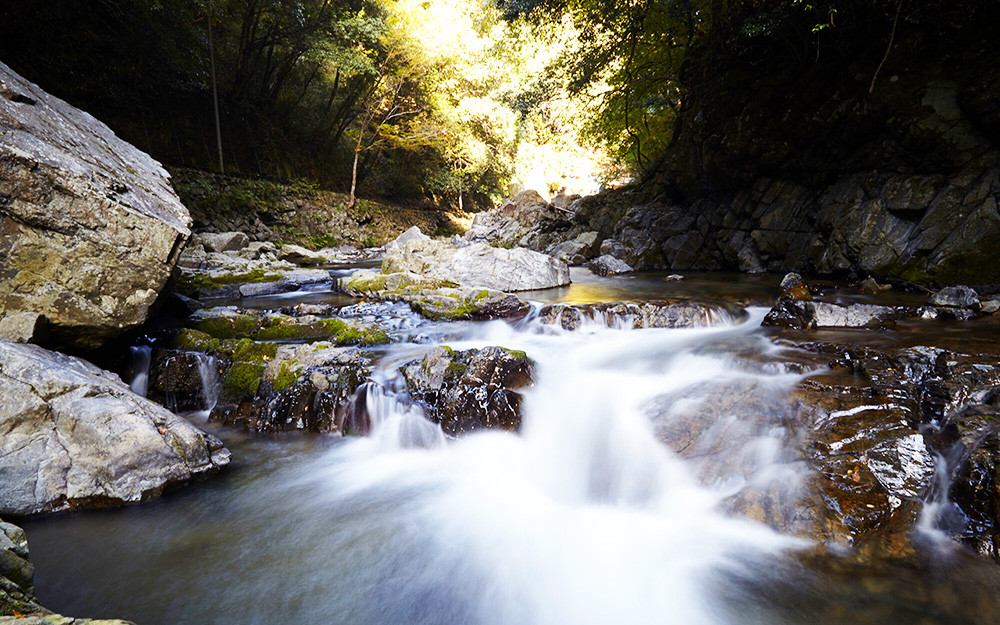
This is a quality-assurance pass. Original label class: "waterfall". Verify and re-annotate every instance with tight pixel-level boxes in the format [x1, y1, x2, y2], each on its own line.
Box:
[301, 308, 808, 625]
[127, 345, 152, 397]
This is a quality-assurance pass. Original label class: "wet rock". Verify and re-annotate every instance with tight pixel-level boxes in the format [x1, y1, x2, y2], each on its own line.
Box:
[198, 231, 249, 253]
[778, 272, 812, 301]
[231, 344, 374, 434]
[930, 285, 980, 309]
[764, 300, 900, 329]
[401, 346, 534, 435]
[550, 231, 601, 265]
[340, 269, 531, 321]
[0, 342, 230, 516]
[0, 62, 190, 349]
[857, 276, 891, 295]
[587, 254, 633, 276]
[539, 301, 743, 331]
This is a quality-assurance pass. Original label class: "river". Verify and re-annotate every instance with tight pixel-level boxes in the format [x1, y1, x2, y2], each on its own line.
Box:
[19, 270, 1000, 625]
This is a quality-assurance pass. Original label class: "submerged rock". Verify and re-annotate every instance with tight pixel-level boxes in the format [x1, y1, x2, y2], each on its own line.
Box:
[0, 62, 190, 349]
[401, 346, 534, 435]
[0, 342, 230, 516]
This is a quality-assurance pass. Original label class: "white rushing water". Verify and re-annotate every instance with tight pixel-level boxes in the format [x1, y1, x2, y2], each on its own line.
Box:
[302, 308, 810, 625]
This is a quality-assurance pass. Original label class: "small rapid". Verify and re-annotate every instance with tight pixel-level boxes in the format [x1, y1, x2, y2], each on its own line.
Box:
[296, 308, 808, 625]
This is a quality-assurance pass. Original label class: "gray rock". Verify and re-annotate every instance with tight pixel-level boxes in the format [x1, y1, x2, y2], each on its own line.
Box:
[780, 272, 805, 291]
[0, 312, 47, 344]
[930, 285, 980, 308]
[277, 243, 327, 266]
[0, 342, 230, 516]
[0, 62, 190, 349]
[199, 231, 249, 253]
[385, 225, 431, 252]
[382, 238, 570, 292]
[539, 301, 743, 331]
[981, 298, 1000, 314]
[588, 255, 633, 276]
[763, 300, 900, 329]
[599, 238, 630, 259]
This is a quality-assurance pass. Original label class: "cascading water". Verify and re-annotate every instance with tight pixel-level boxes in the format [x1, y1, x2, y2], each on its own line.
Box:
[300, 309, 810, 625]
[127, 344, 152, 397]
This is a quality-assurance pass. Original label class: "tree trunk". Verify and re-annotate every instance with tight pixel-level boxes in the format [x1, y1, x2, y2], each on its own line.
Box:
[348, 149, 359, 209]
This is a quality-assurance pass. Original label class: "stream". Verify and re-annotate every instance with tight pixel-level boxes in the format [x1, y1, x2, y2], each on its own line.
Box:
[19, 270, 1000, 625]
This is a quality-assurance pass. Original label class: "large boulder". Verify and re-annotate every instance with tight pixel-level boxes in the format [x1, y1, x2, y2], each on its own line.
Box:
[0, 342, 230, 516]
[0, 62, 190, 349]
[382, 230, 570, 292]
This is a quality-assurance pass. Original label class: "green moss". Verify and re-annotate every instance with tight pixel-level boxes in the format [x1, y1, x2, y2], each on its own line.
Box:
[347, 273, 387, 293]
[445, 360, 468, 375]
[501, 347, 530, 361]
[194, 314, 259, 340]
[272, 361, 302, 392]
[222, 361, 264, 399]
[253, 317, 389, 346]
[177, 269, 281, 294]
[174, 328, 217, 352]
[233, 339, 277, 363]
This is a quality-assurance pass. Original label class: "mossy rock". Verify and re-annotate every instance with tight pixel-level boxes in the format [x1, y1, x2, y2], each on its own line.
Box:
[176, 269, 282, 295]
[255, 317, 389, 346]
[222, 361, 265, 400]
[194, 314, 260, 340]
[233, 339, 278, 364]
[271, 361, 303, 392]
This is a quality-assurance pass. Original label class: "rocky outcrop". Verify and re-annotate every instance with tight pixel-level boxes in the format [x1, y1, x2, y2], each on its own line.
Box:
[148, 307, 386, 434]
[539, 301, 744, 331]
[464, 190, 576, 251]
[0, 342, 229, 516]
[400, 346, 534, 435]
[0, 62, 190, 349]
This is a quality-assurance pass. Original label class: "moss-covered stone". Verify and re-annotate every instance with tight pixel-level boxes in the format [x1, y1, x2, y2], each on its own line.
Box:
[222, 361, 265, 399]
[233, 339, 278, 363]
[271, 361, 302, 392]
[194, 314, 259, 340]
[346, 273, 387, 293]
[176, 269, 282, 295]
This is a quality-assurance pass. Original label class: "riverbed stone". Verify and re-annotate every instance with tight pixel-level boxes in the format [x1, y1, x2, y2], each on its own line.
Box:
[0, 62, 190, 349]
[198, 231, 249, 253]
[539, 301, 743, 331]
[401, 346, 534, 435]
[277, 243, 327, 266]
[0, 342, 230, 516]
[930, 285, 980, 309]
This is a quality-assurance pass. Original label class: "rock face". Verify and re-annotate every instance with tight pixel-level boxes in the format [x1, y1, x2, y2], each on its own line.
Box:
[400, 346, 534, 435]
[0, 62, 190, 349]
[0, 342, 229, 516]
[464, 190, 575, 251]
[382, 233, 570, 292]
